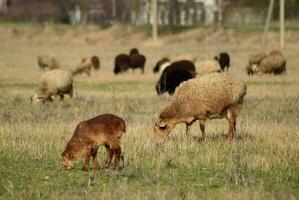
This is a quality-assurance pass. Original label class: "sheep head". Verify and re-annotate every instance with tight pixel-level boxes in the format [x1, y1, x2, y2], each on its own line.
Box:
[91, 56, 100, 70]
[153, 119, 175, 144]
[30, 94, 46, 104]
[61, 151, 76, 170]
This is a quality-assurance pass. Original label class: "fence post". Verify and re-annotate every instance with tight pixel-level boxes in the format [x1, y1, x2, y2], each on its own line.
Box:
[262, 0, 274, 45]
[152, 0, 158, 42]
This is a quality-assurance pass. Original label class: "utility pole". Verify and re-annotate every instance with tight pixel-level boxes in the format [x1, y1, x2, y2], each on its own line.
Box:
[262, 0, 274, 45]
[152, 0, 158, 42]
[217, 0, 223, 30]
[280, 0, 285, 50]
[112, 0, 117, 19]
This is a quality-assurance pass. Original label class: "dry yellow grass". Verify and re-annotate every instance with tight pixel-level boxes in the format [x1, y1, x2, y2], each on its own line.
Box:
[0, 24, 298, 199]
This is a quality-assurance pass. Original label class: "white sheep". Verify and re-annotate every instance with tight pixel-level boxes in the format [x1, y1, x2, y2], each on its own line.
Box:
[194, 60, 221, 76]
[37, 54, 60, 70]
[31, 69, 73, 103]
[71, 56, 100, 76]
[154, 72, 247, 143]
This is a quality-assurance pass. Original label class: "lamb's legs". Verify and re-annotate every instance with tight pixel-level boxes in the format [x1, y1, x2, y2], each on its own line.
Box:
[91, 148, 99, 169]
[104, 144, 114, 168]
[82, 151, 91, 171]
[186, 122, 193, 139]
[199, 119, 207, 142]
[110, 143, 121, 170]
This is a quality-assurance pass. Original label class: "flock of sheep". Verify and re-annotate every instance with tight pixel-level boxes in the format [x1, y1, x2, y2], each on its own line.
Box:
[30, 48, 287, 171]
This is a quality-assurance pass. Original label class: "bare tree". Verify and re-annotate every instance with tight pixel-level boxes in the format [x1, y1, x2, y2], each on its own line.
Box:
[262, 0, 274, 45]
[152, 0, 158, 41]
[280, 0, 285, 49]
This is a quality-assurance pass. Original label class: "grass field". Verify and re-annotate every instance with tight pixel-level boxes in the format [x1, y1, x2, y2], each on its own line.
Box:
[0, 24, 298, 199]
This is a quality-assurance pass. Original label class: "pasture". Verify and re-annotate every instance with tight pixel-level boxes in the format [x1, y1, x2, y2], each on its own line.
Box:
[0, 23, 298, 199]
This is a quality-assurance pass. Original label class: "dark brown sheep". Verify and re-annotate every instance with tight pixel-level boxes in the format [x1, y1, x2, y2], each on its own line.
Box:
[129, 54, 146, 74]
[61, 114, 126, 171]
[114, 54, 130, 74]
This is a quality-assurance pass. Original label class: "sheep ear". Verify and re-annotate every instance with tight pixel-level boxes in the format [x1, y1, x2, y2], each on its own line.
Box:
[159, 121, 166, 128]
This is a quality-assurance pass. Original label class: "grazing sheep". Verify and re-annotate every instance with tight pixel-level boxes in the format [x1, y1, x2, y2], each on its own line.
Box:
[154, 73, 247, 144]
[247, 50, 286, 75]
[37, 54, 60, 70]
[195, 60, 221, 76]
[71, 56, 100, 76]
[255, 53, 286, 75]
[31, 69, 73, 103]
[156, 60, 196, 95]
[153, 57, 171, 73]
[61, 114, 126, 171]
[215, 52, 230, 72]
[129, 54, 146, 74]
[172, 54, 196, 63]
[114, 54, 130, 74]
[129, 48, 139, 55]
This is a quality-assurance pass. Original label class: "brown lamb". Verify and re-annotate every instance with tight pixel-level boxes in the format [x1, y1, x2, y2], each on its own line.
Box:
[61, 114, 126, 171]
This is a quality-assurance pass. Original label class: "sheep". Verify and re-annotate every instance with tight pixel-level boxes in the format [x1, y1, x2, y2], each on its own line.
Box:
[215, 52, 230, 72]
[153, 57, 171, 74]
[129, 54, 146, 74]
[194, 60, 221, 77]
[156, 60, 196, 95]
[61, 114, 126, 171]
[254, 53, 286, 75]
[154, 72, 247, 144]
[37, 54, 60, 70]
[247, 50, 286, 75]
[114, 54, 130, 74]
[247, 52, 268, 75]
[129, 48, 139, 55]
[172, 54, 196, 63]
[71, 56, 100, 76]
[31, 69, 73, 103]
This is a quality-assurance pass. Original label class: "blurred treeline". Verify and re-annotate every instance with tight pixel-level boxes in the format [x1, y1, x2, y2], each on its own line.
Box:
[0, 0, 298, 25]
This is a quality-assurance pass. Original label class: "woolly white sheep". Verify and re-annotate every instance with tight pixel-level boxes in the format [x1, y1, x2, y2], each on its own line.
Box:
[71, 56, 100, 76]
[194, 60, 221, 76]
[31, 69, 73, 103]
[37, 54, 60, 70]
[154, 72, 247, 143]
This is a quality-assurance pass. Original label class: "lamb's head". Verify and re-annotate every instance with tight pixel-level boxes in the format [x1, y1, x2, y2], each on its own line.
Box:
[61, 150, 76, 170]
[91, 56, 100, 70]
[61, 142, 81, 170]
[30, 93, 46, 104]
[153, 118, 175, 144]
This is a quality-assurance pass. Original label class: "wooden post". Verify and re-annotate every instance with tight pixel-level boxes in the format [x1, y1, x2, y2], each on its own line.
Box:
[262, 0, 274, 45]
[152, 0, 158, 42]
[112, 0, 117, 19]
[280, 0, 285, 50]
[217, 0, 223, 30]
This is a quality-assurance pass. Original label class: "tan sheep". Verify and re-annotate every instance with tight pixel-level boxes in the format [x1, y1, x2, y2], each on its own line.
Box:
[37, 54, 60, 70]
[255, 53, 286, 75]
[71, 56, 100, 76]
[172, 54, 196, 63]
[31, 69, 73, 103]
[194, 60, 221, 76]
[247, 50, 286, 75]
[154, 73, 247, 143]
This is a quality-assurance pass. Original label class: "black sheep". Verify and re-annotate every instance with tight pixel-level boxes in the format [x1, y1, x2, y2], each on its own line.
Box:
[156, 60, 196, 95]
[215, 52, 230, 72]
[114, 54, 130, 74]
[129, 48, 139, 56]
[153, 57, 170, 73]
[129, 54, 146, 74]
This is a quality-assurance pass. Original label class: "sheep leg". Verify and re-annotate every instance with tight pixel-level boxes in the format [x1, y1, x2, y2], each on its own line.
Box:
[199, 119, 207, 142]
[91, 148, 99, 170]
[69, 85, 73, 98]
[82, 151, 91, 171]
[186, 122, 193, 139]
[110, 143, 121, 170]
[59, 94, 64, 100]
[227, 107, 237, 143]
[104, 144, 114, 168]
